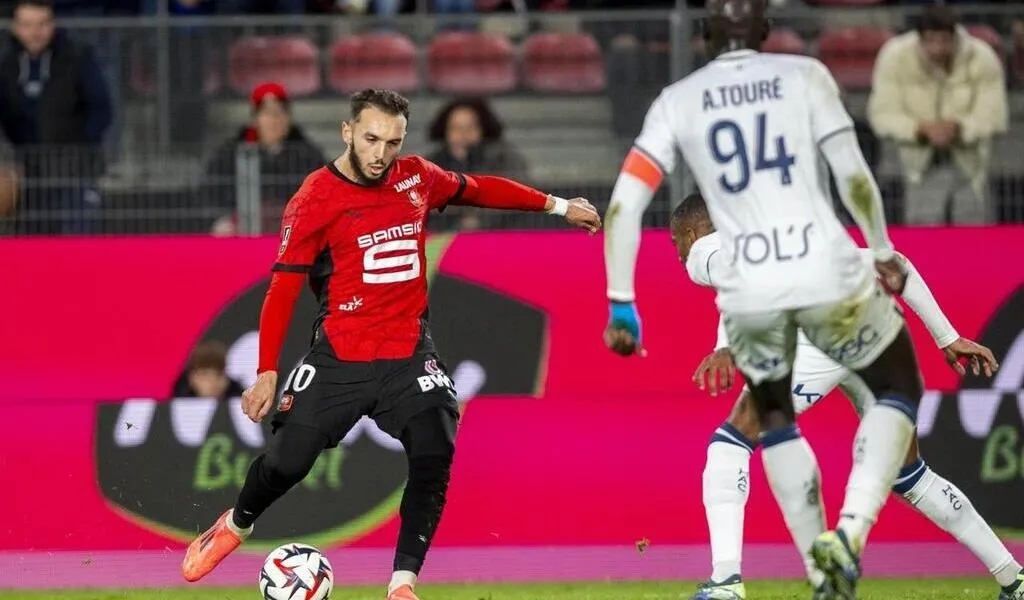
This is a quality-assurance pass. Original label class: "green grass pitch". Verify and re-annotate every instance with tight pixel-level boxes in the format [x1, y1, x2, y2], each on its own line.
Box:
[0, 579, 1006, 600]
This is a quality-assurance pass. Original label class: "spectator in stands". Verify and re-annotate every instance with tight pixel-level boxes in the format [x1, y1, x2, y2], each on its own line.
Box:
[309, 0, 409, 16]
[173, 340, 245, 402]
[203, 82, 325, 236]
[0, 0, 112, 235]
[867, 5, 1007, 225]
[426, 97, 529, 230]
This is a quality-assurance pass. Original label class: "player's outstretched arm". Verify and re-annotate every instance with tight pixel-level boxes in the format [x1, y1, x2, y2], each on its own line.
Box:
[450, 174, 601, 233]
[895, 252, 999, 377]
[891, 253, 958, 348]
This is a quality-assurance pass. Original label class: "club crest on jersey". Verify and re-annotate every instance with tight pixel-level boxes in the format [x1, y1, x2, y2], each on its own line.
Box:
[278, 226, 292, 257]
[278, 394, 294, 412]
[408, 189, 423, 207]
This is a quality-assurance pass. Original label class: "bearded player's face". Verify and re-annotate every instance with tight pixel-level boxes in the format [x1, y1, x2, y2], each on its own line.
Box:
[343, 107, 407, 184]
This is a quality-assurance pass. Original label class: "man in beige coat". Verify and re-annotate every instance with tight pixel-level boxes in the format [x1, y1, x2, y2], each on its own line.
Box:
[868, 5, 1007, 225]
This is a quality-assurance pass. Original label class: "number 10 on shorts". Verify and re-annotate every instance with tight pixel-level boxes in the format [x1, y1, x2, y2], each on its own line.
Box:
[285, 364, 317, 393]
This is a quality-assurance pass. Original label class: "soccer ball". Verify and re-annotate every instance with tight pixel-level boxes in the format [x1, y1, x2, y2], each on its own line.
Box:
[259, 543, 334, 600]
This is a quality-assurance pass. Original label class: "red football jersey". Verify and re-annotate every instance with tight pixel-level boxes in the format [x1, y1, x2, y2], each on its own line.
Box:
[274, 156, 465, 362]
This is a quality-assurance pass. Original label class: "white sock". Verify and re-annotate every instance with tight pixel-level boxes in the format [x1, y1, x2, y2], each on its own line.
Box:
[761, 427, 826, 588]
[898, 460, 1023, 588]
[225, 509, 253, 537]
[704, 424, 756, 583]
[838, 400, 915, 552]
[388, 570, 417, 594]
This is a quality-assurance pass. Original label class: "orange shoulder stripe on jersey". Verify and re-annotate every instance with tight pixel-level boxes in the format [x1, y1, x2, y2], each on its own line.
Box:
[622, 147, 664, 191]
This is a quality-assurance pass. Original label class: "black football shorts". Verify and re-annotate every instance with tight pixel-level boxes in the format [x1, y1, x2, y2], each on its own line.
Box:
[271, 326, 460, 447]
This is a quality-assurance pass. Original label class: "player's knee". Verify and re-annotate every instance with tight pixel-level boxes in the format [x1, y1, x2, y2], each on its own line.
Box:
[892, 457, 928, 499]
[709, 421, 759, 453]
[261, 451, 315, 489]
[761, 423, 801, 449]
[875, 388, 920, 425]
[726, 393, 761, 442]
[401, 406, 458, 462]
[262, 426, 328, 489]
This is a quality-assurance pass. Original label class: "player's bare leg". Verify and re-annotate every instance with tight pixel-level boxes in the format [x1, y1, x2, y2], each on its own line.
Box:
[182, 424, 329, 582]
[386, 406, 459, 600]
[891, 437, 1024, 599]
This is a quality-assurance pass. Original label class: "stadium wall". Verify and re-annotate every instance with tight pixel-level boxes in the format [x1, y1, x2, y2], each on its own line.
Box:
[2, 227, 1023, 587]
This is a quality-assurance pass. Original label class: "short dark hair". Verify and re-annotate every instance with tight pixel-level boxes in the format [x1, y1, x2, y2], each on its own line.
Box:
[427, 97, 505, 143]
[917, 4, 958, 35]
[187, 340, 228, 374]
[671, 191, 710, 229]
[14, 0, 54, 12]
[350, 89, 410, 121]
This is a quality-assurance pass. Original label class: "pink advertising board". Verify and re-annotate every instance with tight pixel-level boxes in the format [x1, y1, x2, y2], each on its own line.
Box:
[1, 227, 1022, 554]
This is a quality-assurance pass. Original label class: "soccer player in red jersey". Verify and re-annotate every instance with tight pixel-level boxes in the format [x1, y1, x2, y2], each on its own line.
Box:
[181, 89, 601, 599]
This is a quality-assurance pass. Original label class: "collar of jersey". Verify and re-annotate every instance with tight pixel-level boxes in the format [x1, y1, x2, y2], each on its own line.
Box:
[715, 49, 758, 62]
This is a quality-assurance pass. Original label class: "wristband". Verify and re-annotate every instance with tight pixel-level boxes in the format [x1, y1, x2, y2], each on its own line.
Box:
[546, 196, 569, 217]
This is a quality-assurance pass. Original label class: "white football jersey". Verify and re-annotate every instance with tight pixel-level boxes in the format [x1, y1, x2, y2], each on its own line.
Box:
[636, 50, 870, 313]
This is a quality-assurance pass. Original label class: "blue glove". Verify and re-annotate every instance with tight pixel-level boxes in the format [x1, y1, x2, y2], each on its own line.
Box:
[608, 301, 642, 343]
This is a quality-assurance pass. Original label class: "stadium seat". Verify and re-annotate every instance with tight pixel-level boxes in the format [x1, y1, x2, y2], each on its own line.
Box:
[329, 33, 419, 95]
[817, 27, 894, 90]
[762, 29, 806, 55]
[228, 36, 321, 97]
[522, 32, 606, 94]
[965, 25, 1005, 58]
[427, 32, 517, 95]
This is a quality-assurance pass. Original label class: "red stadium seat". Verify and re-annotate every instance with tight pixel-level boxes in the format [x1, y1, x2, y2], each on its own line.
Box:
[427, 32, 517, 95]
[522, 32, 606, 93]
[329, 33, 419, 95]
[762, 29, 806, 55]
[228, 36, 321, 97]
[128, 42, 221, 96]
[965, 25, 1005, 58]
[817, 27, 894, 90]
[803, 0, 884, 5]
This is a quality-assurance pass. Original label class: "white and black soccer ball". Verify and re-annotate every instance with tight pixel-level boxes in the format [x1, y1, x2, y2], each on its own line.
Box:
[259, 543, 334, 600]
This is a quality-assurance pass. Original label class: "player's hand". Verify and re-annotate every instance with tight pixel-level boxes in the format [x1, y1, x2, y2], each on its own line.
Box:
[693, 348, 736, 397]
[942, 337, 999, 377]
[875, 257, 908, 296]
[242, 371, 278, 423]
[604, 301, 646, 357]
[565, 197, 601, 234]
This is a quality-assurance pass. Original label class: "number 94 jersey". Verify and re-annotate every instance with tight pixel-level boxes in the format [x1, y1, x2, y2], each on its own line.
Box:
[273, 156, 466, 362]
[637, 50, 868, 314]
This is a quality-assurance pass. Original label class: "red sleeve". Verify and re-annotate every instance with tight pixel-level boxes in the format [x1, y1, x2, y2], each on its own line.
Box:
[417, 157, 547, 212]
[274, 188, 327, 273]
[257, 271, 305, 374]
[453, 174, 548, 211]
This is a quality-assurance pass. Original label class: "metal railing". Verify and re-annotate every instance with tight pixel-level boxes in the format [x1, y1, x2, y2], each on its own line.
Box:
[0, 4, 1020, 235]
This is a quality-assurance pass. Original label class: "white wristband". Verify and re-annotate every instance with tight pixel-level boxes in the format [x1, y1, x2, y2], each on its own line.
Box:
[546, 196, 569, 217]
